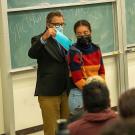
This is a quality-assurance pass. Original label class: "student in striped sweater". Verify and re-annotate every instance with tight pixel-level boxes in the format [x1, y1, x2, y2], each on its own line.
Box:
[68, 20, 105, 114]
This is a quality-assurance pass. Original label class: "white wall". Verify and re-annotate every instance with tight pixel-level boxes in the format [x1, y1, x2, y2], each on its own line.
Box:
[0, 70, 4, 134]
[2, 51, 135, 132]
[12, 70, 42, 130]
[104, 57, 118, 107]
[10, 56, 118, 130]
[0, 2, 5, 133]
[1, 51, 133, 132]
[1, 51, 134, 132]
[127, 52, 135, 88]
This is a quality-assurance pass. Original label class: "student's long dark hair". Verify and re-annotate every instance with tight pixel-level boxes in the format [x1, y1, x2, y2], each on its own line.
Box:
[74, 19, 92, 34]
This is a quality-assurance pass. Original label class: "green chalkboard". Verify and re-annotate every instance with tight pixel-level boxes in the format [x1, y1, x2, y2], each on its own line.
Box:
[7, 0, 80, 8]
[8, 3, 115, 69]
[125, 0, 135, 45]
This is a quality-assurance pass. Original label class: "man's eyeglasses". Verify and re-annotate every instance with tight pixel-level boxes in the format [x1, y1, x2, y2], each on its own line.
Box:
[50, 23, 65, 27]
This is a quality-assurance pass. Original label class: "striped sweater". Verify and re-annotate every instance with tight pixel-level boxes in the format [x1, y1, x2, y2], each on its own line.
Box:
[68, 43, 105, 90]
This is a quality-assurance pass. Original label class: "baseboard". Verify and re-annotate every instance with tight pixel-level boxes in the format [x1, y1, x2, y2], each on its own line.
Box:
[16, 124, 43, 135]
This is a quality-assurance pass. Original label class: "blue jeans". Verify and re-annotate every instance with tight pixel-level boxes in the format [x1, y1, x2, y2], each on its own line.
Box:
[68, 88, 83, 114]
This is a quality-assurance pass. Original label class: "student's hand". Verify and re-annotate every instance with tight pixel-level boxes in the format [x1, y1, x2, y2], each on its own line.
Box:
[42, 28, 56, 41]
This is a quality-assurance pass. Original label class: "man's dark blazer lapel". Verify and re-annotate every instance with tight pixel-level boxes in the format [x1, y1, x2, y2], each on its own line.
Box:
[44, 37, 64, 62]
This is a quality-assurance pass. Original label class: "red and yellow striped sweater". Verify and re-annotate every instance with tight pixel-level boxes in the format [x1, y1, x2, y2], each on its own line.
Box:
[68, 43, 105, 90]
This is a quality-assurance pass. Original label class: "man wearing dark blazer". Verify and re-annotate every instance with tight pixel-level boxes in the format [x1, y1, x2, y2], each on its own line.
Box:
[28, 11, 69, 135]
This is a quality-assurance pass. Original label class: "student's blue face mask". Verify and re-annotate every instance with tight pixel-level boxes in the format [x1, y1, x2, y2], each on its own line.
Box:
[55, 25, 63, 33]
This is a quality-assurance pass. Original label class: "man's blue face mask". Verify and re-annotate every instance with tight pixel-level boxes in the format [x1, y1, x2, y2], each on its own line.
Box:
[55, 25, 63, 33]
